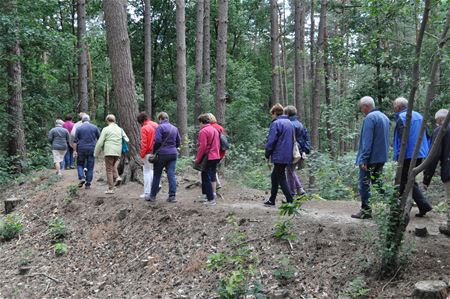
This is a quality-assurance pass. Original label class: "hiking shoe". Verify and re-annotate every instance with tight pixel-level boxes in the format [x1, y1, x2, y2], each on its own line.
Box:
[263, 200, 275, 206]
[216, 184, 222, 190]
[167, 196, 177, 203]
[85, 185, 91, 190]
[105, 189, 115, 194]
[416, 206, 432, 217]
[139, 194, 146, 199]
[78, 180, 86, 188]
[114, 176, 122, 186]
[197, 194, 208, 202]
[298, 188, 306, 196]
[145, 196, 156, 202]
[203, 200, 216, 206]
[351, 210, 372, 219]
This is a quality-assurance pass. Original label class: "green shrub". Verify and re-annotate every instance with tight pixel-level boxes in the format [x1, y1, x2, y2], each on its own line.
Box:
[0, 213, 24, 241]
[273, 257, 297, 281]
[53, 242, 68, 256]
[48, 218, 67, 241]
[340, 277, 371, 298]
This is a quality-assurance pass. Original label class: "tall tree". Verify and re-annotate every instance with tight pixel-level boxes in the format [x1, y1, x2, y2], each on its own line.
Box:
[308, 0, 315, 129]
[270, 0, 280, 106]
[310, 0, 327, 149]
[279, 2, 288, 106]
[176, 0, 188, 155]
[294, 0, 306, 118]
[103, 0, 141, 182]
[194, 0, 204, 123]
[143, 0, 152, 117]
[323, 13, 333, 156]
[202, 0, 211, 86]
[215, 0, 229, 123]
[77, 0, 88, 113]
[5, 1, 26, 173]
[87, 46, 96, 119]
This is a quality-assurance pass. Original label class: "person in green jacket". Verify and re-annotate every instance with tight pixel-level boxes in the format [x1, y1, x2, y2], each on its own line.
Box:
[94, 114, 129, 194]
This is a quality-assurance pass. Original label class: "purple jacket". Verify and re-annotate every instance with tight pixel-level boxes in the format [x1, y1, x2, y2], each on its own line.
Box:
[265, 115, 295, 164]
[153, 120, 181, 156]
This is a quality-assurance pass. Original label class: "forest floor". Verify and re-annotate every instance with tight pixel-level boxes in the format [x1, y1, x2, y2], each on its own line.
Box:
[0, 159, 449, 299]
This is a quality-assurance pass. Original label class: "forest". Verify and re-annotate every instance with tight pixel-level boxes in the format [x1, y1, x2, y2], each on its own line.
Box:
[1, 0, 450, 298]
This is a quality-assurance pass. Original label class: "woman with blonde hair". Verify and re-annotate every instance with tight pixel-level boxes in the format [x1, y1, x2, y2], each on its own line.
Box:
[94, 114, 129, 194]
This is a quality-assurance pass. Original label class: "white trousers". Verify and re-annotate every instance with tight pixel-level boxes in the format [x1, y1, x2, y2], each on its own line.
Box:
[143, 154, 154, 195]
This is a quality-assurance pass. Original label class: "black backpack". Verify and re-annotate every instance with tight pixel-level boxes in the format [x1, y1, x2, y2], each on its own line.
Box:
[219, 131, 230, 151]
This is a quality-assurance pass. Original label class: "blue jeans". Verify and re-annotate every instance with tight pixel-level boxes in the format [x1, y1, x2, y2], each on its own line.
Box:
[358, 163, 384, 211]
[63, 147, 74, 169]
[77, 149, 95, 186]
[201, 159, 220, 201]
[150, 154, 177, 197]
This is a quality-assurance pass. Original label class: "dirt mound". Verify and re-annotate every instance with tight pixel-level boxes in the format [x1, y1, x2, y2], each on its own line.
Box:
[1, 164, 449, 298]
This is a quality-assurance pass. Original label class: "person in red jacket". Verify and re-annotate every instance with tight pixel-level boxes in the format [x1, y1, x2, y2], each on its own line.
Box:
[207, 113, 227, 190]
[137, 112, 158, 200]
[195, 113, 221, 205]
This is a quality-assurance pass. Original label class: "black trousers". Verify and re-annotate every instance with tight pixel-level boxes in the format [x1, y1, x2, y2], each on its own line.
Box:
[269, 163, 294, 203]
[400, 158, 432, 212]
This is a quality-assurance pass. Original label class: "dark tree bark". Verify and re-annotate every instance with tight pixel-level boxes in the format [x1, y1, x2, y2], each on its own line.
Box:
[144, 0, 152, 117]
[308, 0, 315, 130]
[323, 15, 333, 156]
[77, 0, 88, 113]
[176, 0, 189, 155]
[215, 0, 228, 124]
[310, 0, 327, 150]
[87, 46, 96, 120]
[202, 0, 211, 86]
[294, 0, 306, 117]
[103, 0, 142, 183]
[7, 40, 26, 173]
[194, 0, 204, 124]
[270, 0, 280, 106]
[279, 2, 288, 106]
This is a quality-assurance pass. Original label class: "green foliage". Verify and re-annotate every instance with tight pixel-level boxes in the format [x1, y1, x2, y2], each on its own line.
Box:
[64, 184, 79, 204]
[53, 242, 68, 256]
[0, 213, 24, 241]
[434, 201, 448, 214]
[272, 257, 297, 282]
[309, 152, 359, 200]
[340, 277, 371, 299]
[176, 156, 194, 173]
[273, 220, 297, 242]
[48, 218, 67, 241]
[19, 249, 33, 266]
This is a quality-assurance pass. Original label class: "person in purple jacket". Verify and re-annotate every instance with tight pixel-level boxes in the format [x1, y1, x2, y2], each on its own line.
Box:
[148, 112, 181, 203]
[264, 103, 295, 206]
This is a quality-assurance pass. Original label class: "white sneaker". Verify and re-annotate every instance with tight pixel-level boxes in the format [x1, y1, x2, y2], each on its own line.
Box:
[197, 194, 207, 202]
[139, 194, 146, 199]
[203, 200, 216, 206]
[105, 189, 115, 194]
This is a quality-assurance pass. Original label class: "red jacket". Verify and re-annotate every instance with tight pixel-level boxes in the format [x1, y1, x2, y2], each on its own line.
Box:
[211, 123, 227, 159]
[140, 120, 158, 158]
[196, 124, 221, 163]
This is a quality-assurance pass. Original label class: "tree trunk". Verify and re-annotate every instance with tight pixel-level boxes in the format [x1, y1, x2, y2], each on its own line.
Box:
[215, 0, 228, 124]
[202, 0, 211, 86]
[270, 0, 280, 106]
[308, 0, 315, 130]
[7, 40, 26, 173]
[310, 0, 327, 150]
[412, 281, 448, 299]
[323, 15, 333, 156]
[144, 0, 152, 118]
[279, 2, 288, 106]
[87, 46, 96, 120]
[176, 0, 189, 155]
[194, 0, 204, 124]
[104, 76, 110, 121]
[103, 0, 142, 183]
[294, 0, 305, 118]
[77, 0, 88, 113]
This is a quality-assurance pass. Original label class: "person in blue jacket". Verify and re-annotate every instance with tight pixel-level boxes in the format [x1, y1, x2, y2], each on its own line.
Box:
[352, 96, 390, 219]
[393, 97, 432, 217]
[264, 104, 295, 206]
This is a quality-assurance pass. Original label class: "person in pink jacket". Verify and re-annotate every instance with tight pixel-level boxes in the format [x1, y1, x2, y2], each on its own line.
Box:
[195, 113, 221, 205]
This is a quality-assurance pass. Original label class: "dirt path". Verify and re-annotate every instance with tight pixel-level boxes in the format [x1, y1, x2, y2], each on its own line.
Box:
[1, 162, 449, 298]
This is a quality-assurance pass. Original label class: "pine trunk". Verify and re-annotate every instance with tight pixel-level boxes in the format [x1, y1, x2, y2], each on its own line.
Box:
[87, 46, 96, 120]
[215, 0, 228, 124]
[7, 40, 26, 173]
[323, 17, 333, 156]
[202, 0, 211, 86]
[270, 0, 280, 106]
[144, 0, 152, 118]
[310, 0, 327, 150]
[308, 0, 315, 130]
[294, 0, 306, 118]
[103, 0, 142, 183]
[77, 0, 88, 113]
[194, 0, 204, 124]
[176, 0, 189, 155]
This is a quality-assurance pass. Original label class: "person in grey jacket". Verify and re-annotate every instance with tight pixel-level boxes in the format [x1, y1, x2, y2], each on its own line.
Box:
[48, 119, 70, 176]
[351, 96, 390, 219]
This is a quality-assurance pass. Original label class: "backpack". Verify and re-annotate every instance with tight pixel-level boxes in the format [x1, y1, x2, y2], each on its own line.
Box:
[299, 126, 311, 154]
[219, 131, 230, 151]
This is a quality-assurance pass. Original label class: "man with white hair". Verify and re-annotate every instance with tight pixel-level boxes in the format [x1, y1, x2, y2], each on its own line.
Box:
[73, 114, 100, 189]
[351, 96, 390, 219]
[423, 109, 450, 235]
[393, 97, 432, 217]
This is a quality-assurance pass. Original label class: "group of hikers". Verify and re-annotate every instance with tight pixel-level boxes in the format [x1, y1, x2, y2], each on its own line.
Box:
[48, 96, 449, 233]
